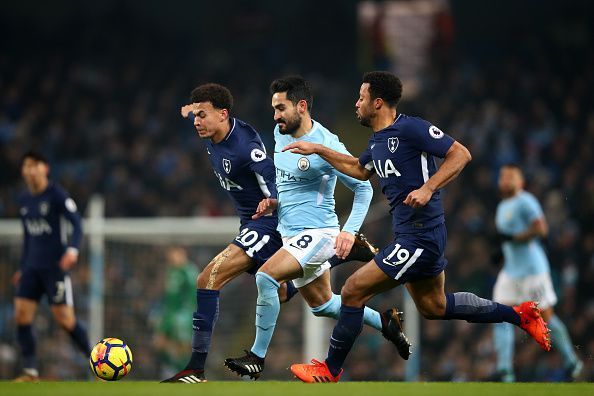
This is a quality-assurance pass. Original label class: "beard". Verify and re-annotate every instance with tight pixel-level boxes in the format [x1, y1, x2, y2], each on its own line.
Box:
[277, 113, 302, 135]
[357, 110, 372, 127]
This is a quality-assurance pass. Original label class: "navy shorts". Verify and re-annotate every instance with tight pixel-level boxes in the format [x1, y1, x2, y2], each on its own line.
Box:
[231, 218, 283, 275]
[16, 266, 73, 305]
[374, 223, 448, 283]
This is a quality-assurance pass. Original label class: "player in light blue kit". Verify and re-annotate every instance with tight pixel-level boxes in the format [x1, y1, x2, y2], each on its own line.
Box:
[493, 164, 583, 382]
[224, 76, 410, 379]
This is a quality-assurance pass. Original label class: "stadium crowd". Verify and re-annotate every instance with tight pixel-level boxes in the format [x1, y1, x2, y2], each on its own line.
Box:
[0, 1, 592, 382]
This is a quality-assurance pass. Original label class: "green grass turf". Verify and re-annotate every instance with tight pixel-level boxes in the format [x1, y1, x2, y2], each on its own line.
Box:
[0, 381, 592, 396]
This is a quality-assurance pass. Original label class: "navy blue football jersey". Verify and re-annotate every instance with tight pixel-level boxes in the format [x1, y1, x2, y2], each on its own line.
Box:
[19, 183, 83, 269]
[204, 118, 277, 223]
[358, 114, 455, 234]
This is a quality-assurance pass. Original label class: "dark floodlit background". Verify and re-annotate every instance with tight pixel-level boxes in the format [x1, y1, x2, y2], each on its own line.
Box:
[0, 0, 593, 382]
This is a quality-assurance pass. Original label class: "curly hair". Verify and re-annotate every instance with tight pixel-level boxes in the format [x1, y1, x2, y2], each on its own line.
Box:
[190, 83, 233, 110]
[362, 71, 403, 107]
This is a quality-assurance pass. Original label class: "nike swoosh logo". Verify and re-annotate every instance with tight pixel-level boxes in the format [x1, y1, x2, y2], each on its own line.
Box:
[330, 336, 344, 343]
[256, 304, 267, 307]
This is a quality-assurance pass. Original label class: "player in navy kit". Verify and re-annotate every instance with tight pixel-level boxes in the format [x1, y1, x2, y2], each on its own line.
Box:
[161, 83, 287, 383]
[13, 151, 89, 381]
[285, 71, 551, 382]
[162, 83, 380, 383]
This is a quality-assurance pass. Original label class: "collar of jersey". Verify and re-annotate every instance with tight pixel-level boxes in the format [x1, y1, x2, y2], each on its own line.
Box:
[290, 119, 319, 141]
[220, 118, 236, 142]
[375, 113, 403, 134]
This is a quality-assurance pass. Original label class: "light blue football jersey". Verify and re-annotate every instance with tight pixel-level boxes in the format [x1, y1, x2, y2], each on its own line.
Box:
[495, 191, 550, 278]
[273, 120, 373, 238]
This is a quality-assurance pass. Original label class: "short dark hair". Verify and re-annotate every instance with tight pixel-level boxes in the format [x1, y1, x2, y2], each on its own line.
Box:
[190, 83, 233, 111]
[269, 75, 313, 112]
[21, 150, 48, 166]
[362, 71, 403, 107]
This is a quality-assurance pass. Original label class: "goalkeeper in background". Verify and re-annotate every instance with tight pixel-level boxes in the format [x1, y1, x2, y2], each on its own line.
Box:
[492, 164, 582, 381]
[154, 247, 199, 378]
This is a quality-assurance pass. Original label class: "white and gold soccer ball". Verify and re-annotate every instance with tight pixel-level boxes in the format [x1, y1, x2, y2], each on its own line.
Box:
[89, 338, 133, 381]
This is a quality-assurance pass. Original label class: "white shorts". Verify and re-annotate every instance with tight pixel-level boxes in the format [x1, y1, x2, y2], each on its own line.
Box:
[282, 228, 339, 288]
[493, 271, 558, 309]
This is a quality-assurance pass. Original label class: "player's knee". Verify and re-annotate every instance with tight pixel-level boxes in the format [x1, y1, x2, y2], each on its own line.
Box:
[197, 270, 211, 289]
[14, 310, 31, 325]
[340, 279, 363, 306]
[255, 272, 280, 298]
[54, 310, 75, 330]
[197, 260, 228, 290]
[14, 305, 33, 325]
[418, 298, 446, 320]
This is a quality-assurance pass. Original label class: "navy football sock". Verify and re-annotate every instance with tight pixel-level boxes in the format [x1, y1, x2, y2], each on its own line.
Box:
[328, 256, 345, 268]
[325, 305, 364, 377]
[284, 281, 298, 302]
[67, 321, 91, 355]
[17, 324, 36, 370]
[444, 292, 520, 325]
[186, 289, 220, 371]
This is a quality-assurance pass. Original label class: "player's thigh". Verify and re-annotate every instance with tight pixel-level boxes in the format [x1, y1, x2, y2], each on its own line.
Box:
[283, 228, 338, 288]
[14, 297, 38, 325]
[298, 270, 332, 308]
[197, 244, 253, 290]
[341, 260, 399, 307]
[258, 248, 303, 284]
[51, 304, 76, 330]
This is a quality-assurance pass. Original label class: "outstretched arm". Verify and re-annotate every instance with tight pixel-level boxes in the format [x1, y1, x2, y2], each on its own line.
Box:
[283, 141, 373, 181]
[404, 141, 472, 208]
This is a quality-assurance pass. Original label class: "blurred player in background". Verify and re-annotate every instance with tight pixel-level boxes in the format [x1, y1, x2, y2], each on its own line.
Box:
[162, 83, 381, 383]
[224, 76, 410, 380]
[153, 247, 199, 378]
[285, 71, 551, 383]
[12, 151, 89, 382]
[492, 164, 583, 382]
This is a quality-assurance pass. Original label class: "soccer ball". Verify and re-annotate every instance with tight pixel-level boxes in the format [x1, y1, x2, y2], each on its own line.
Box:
[89, 338, 133, 381]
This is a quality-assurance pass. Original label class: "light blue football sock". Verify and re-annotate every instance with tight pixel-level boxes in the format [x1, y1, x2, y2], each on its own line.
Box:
[311, 293, 382, 331]
[494, 322, 515, 381]
[250, 272, 280, 359]
[548, 314, 578, 368]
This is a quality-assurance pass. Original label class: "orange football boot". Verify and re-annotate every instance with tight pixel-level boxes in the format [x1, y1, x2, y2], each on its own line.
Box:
[513, 301, 551, 351]
[290, 359, 342, 383]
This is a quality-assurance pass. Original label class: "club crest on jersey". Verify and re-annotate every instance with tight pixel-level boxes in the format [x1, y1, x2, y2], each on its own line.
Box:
[222, 158, 231, 174]
[39, 201, 49, 215]
[429, 125, 444, 139]
[388, 137, 399, 153]
[297, 157, 310, 171]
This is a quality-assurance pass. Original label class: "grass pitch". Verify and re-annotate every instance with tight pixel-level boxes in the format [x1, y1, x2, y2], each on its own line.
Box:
[0, 381, 591, 396]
